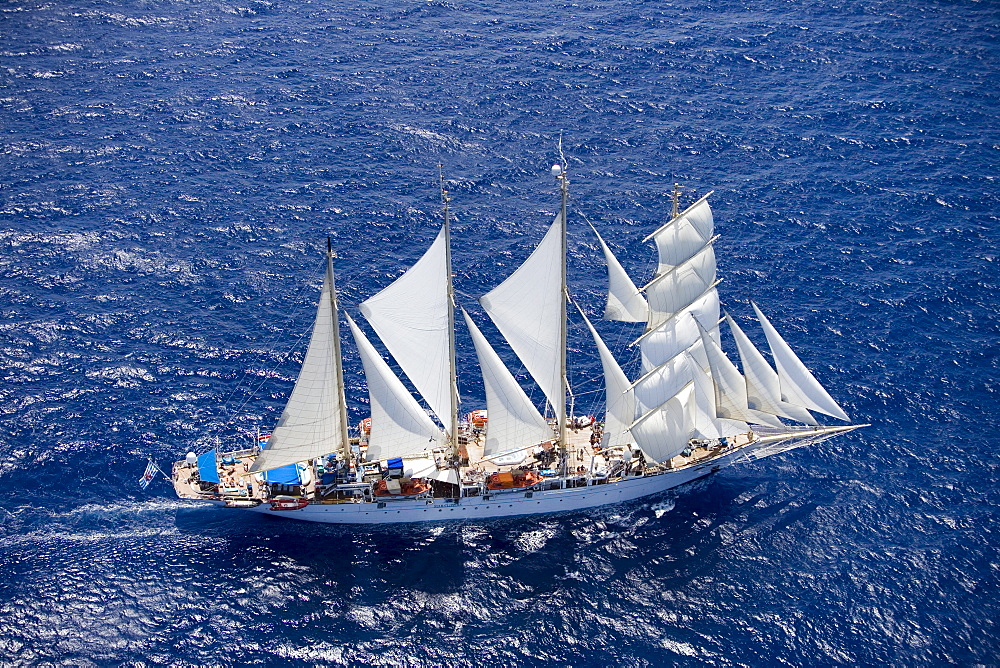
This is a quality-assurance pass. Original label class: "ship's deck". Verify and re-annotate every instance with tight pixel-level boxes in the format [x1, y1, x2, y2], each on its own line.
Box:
[172, 422, 754, 507]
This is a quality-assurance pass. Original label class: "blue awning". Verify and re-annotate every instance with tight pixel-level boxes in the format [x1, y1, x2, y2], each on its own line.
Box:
[262, 464, 302, 485]
[197, 450, 220, 483]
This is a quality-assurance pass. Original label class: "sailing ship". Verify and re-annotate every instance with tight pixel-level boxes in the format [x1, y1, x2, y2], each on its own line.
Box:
[171, 163, 863, 524]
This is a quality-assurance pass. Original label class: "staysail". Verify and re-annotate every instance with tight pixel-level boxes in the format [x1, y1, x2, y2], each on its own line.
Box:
[725, 313, 818, 425]
[590, 223, 648, 323]
[697, 321, 783, 427]
[577, 305, 636, 450]
[462, 309, 553, 458]
[359, 226, 456, 435]
[251, 252, 348, 474]
[751, 303, 850, 422]
[346, 314, 444, 460]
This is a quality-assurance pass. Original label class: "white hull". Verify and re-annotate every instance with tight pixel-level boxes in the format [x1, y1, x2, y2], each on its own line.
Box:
[200, 435, 814, 525]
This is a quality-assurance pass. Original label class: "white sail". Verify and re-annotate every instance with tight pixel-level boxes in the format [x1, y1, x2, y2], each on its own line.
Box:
[359, 227, 455, 433]
[480, 212, 565, 413]
[725, 313, 818, 425]
[629, 382, 695, 464]
[346, 314, 443, 461]
[752, 303, 850, 422]
[251, 263, 345, 474]
[577, 306, 636, 450]
[462, 310, 553, 458]
[690, 365, 734, 439]
[630, 342, 735, 440]
[632, 351, 696, 415]
[644, 197, 715, 272]
[590, 223, 647, 323]
[638, 289, 720, 372]
[645, 244, 717, 329]
[698, 322, 783, 427]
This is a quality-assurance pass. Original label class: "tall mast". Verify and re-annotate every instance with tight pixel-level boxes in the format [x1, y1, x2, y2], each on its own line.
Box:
[440, 166, 460, 460]
[326, 237, 351, 461]
[671, 183, 680, 219]
[552, 157, 569, 457]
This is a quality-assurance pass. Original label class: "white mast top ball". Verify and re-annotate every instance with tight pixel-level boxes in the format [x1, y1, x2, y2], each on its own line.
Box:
[551, 164, 563, 177]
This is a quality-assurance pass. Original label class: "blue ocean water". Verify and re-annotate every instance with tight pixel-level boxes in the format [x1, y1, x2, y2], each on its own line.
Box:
[2, 0, 998, 663]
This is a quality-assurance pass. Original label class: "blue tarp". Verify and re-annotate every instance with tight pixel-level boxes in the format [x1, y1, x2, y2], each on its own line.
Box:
[197, 450, 220, 483]
[263, 464, 302, 485]
[387, 457, 404, 471]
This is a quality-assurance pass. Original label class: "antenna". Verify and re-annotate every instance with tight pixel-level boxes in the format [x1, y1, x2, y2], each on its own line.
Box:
[438, 162, 450, 211]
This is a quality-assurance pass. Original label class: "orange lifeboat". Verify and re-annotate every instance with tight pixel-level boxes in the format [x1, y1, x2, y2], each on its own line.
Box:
[487, 470, 543, 490]
[373, 478, 431, 498]
[468, 410, 488, 429]
[269, 496, 309, 511]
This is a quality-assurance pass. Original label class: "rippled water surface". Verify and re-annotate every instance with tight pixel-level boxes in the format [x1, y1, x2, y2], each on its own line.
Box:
[1, 0, 998, 664]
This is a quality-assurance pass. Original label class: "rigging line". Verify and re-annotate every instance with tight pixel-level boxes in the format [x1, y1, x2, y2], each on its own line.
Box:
[193, 327, 312, 453]
[214, 263, 319, 414]
[228, 328, 311, 420]
[187, 257, 324, 452]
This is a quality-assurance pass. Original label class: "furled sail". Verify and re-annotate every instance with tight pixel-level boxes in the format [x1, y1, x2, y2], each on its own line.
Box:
[479, 212, 565, 413]
[251, 258, 346, 473]
[725, 313, 818, 425]
[462, 309, 552, 458]
[359, 226, 455, 434]
[590, 223, 647, 323]
[346, 314, 443, 461]
[577, 305, 636, 450]
[751, 303, 850, 422]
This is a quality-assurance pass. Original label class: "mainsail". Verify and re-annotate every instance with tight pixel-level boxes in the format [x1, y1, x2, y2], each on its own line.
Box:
[346, 314, 444, 460]
[479, 212, 565, 415]
[359, 226, 456, 435]
[462, 309, 553, 458]
[251, 251, 349, 473]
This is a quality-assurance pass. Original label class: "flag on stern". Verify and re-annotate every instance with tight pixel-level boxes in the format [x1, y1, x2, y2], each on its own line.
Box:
[138, 460, 160, 490]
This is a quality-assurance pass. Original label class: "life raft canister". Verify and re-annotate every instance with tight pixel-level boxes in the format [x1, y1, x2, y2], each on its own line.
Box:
[359, 417, 372, 435]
